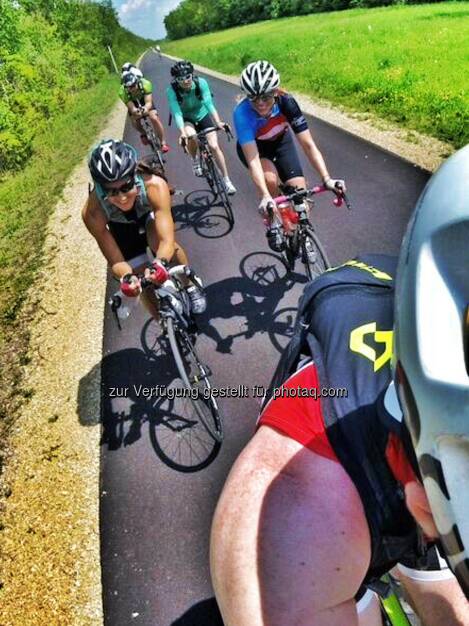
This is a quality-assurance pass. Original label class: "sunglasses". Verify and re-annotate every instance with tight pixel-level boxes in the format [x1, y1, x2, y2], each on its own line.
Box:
[248, 92, 276, 103]
[104, 178, 136, 197]
[176, 74, 192, 83]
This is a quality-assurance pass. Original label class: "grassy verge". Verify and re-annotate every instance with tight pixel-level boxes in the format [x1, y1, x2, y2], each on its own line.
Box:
[164, 2, 469, 148]
[0, 70, 130, 449]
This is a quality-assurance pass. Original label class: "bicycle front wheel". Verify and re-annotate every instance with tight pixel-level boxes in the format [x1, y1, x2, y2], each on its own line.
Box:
[283, 231, 297, 272]
[166, 317, 223, 442]
[301, 226, 330, 280]
[210, 161, 234, 224]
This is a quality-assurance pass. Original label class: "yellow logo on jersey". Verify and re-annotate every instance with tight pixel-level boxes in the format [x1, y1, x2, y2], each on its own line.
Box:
[350, 323, 393, 371]
[327, 260, 392, 281]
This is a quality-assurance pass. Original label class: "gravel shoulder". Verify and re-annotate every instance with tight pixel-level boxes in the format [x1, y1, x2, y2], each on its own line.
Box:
[0, 103, 126, 626]
[0, 51, 449, 626]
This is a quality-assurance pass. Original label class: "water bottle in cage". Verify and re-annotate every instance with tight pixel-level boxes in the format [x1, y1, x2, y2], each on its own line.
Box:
[278, 202, 299, 234]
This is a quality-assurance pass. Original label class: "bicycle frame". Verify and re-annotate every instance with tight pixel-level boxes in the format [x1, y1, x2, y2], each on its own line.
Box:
[137, 107, 165, 171]
[145, 265, 195, 331]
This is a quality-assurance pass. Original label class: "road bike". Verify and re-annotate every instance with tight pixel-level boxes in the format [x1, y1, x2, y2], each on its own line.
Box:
[110, 265, 224, 443]
[182, 125, 234, 225]
[263, 185, 351, 280]
[137, 106, 165, 173]
[380, 573, 415, 625]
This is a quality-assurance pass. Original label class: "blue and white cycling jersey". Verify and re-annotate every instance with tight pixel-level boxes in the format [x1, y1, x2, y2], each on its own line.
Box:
[233, 93, 308, 146]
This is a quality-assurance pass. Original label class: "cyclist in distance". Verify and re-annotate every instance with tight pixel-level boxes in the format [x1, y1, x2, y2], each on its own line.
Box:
[210, 146, 469, 625]
[119, 70, 169, 153]
[167, 60, 237, 195]
[233, 60, 345, 252]
[83, 139, 206, 317]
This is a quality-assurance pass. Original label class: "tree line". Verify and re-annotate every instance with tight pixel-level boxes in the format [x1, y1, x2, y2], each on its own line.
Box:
[164, 0, 445, 40]
[0, 0, 150, 175]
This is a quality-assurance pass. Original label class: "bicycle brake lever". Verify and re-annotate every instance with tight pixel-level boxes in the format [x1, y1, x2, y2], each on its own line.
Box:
[343, 193, 353, 211]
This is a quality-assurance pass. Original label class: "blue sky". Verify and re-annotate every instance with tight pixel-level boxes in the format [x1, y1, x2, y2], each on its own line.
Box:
[113, 0, 182, 40]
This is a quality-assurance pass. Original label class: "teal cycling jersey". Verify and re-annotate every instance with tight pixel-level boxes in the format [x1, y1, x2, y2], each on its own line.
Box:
[166, 77, 216, 129]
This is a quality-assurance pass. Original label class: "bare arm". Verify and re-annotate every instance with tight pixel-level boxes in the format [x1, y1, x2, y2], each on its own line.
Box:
[241, 141, 271, 199]
[126, 101, 138, 116]
[82, 193, 132, 279]
[143, 93, 153, 114]
[146, 178, 176, 262]
[295, 129, 330, 182]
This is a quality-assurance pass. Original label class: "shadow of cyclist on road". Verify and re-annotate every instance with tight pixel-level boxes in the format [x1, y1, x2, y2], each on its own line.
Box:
[77, 345, 221, 472]
[172, 189, 233, 238]
[196, 252, 305, 354]
[171, 597, 223, 626]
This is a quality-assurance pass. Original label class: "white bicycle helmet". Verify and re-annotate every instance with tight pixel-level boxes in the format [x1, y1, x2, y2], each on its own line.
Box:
[393, 144, 469, 595]
[240, 60, 280, 97]
[121, 62, 143, 79]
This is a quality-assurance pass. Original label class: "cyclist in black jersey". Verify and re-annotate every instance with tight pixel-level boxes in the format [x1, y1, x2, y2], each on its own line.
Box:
[210, 147, 469, 625]
[233, 60, 346, 251]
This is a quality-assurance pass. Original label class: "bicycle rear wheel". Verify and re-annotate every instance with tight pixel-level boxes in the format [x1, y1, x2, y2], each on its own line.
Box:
[301, 225, 330, 280]
[166, 316, 223, 442]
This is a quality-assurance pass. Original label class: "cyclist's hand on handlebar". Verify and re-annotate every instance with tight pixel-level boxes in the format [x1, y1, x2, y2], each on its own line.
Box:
[120, 273, 142, 297]
[145, 259, 169, 286]
[258, 194, 275, 214]
[323, 177, 346, 194]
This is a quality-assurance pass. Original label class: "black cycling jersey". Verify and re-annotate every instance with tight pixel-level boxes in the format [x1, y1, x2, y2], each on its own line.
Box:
[264, 255, 429, 583]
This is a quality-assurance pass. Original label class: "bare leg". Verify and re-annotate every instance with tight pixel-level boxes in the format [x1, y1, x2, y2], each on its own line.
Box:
[395, 565, 469, 626]
[260, 157, 280, 197]
[285, 175, 306, 189]
[210, 425, 372, 626]
[207, 131, 229, 178]
[357, 590, 383, 626]
[149, 110, 166, 145]
[184, 123, 198, 159]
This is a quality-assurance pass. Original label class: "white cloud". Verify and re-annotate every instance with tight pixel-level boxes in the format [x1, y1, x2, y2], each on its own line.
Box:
[116, 0, 182, 38]
[119, 0, 152, 16]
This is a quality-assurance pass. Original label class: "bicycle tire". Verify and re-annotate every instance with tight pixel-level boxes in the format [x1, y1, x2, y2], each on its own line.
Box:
[301, 225, 330, 280]
[209, 160, 234, 225]
[282, 232, 297, 272]
[148, 135, 165, 172]
[142, 118, 165, 173]
[166, 316, 224, 443]
[201, 154, 215, 191]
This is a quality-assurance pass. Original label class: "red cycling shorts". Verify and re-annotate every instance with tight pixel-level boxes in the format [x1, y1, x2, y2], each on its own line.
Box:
[258, 361, 339, 462]
[258, 361, 418, 487]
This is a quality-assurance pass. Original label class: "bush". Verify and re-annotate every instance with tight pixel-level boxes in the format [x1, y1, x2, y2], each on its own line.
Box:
[0, 0, 152, 177]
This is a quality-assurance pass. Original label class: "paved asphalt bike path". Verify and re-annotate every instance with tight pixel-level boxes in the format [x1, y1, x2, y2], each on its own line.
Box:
[99, 51, 429, 625]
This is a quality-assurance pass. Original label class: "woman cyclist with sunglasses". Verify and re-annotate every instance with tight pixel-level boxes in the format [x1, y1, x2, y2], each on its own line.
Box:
[82, 139, 206, 317]
[233, 60, 345, 251]
[167, 60, 236, 195]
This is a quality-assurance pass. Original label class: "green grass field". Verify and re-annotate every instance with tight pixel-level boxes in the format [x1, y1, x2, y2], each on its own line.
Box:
[0, 72, 124, 435]
[165, 2, 469, 148]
